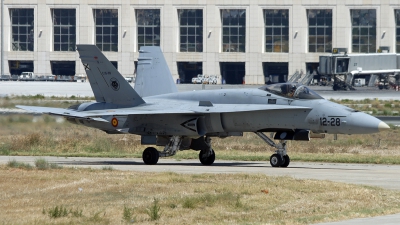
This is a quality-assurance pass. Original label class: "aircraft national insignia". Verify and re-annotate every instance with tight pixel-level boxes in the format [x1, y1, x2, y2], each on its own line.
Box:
[110, 78, 120, 91]
[111, 117, 118, 127]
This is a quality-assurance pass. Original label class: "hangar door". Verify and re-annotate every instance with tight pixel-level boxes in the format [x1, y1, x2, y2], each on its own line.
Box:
[220, 62, 245, 84]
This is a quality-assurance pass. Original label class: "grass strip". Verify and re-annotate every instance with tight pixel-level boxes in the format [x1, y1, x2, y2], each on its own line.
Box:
[1, 167, 400, 224]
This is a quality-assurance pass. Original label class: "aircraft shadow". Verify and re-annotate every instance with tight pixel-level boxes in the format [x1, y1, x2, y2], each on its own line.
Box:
[54, 160, 366, 171]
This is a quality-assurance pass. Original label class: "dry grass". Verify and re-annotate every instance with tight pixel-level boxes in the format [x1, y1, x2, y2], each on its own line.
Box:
[1, 166, 400, 225]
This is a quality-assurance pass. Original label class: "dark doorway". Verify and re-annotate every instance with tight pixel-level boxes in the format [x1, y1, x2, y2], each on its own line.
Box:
[8, 60, 34, 76]
[262, 62, 288, 84]
[220, 62, 245, 84]
[177, 62, 202, 83]
[50, 61, 76, 75]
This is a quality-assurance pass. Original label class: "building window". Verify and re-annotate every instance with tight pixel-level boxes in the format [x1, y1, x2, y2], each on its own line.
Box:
[136, 9, 160, 49]
[94, 9, 118, 52]
[264, 9, 289, 53]
[396, 10, 400, 53]
[52, 9, 76, 51]
[351, 9, 376, 53]
[308, 9, 332, 53]
[179, 9, 203, 52]
[221, 9, 246, 52]
[10, 9, 34, 51]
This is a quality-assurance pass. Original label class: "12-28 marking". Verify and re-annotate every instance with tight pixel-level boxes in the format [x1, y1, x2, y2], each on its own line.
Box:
[320, 117, 341, 126]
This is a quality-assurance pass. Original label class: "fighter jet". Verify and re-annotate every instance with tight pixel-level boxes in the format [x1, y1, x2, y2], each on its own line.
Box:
[16, 45, 390, 167]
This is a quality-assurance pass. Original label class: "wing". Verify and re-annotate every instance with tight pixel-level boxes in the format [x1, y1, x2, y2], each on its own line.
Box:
[16, 103, 310, 119]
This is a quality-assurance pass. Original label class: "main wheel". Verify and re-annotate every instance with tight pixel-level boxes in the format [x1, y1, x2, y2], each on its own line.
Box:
[142, 147, 159, 165]
[199, 149, 215, 165]
[270, 154, 283, 167]
[280, 155, 290, 168]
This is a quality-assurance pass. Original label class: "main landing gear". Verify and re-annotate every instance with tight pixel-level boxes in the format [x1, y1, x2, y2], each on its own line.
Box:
[254, 132, 290, 167]
[142, 136, 215, 166]
[198, 136, 215, 165]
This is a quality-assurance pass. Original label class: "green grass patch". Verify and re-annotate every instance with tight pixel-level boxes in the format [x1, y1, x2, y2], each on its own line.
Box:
[43, 205, 83, 219]
[146, 198, 162, 221]
[7, 159, 33, 170]
[35, 158, 63, 170]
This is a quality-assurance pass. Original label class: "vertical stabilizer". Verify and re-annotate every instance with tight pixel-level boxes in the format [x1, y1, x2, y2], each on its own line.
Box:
[134, 46, 178, 97]
[76, 45, 145, 106]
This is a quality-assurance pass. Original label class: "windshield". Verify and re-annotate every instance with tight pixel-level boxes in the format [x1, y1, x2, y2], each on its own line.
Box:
[259, 83, 323, 99]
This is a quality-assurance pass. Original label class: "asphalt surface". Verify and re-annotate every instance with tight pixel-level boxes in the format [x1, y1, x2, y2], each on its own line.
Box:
[1, 156, 400, 190]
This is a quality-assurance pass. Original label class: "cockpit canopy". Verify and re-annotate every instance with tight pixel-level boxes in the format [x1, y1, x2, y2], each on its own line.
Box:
[259, 83, 323, 99]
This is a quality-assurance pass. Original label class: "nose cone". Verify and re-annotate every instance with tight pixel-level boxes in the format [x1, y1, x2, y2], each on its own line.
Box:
[378, 121, 390, 131]
[347, 112, 390, 134]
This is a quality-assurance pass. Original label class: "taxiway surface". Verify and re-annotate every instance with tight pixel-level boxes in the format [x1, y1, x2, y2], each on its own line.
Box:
[0, 156, 399, 190]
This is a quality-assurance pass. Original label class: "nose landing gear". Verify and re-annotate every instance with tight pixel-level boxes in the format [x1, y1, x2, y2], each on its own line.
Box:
[255, 132, 290, 167]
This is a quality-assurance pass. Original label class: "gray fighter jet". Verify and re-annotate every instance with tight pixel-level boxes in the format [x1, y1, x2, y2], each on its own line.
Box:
[17, 45, 390, 167]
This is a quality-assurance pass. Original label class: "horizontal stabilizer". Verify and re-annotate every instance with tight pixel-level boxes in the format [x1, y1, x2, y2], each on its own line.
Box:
[15, 105, 109, 123]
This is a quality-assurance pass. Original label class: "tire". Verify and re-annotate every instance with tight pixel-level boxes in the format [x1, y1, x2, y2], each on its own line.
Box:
[142, 147, 159, 165]
[280, 155, 290, 168]
[270, 154, 283, 167]
[199, 149, 215, 165]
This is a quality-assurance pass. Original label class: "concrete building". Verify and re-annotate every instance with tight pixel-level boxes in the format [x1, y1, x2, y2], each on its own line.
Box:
[0, 0, 400, 84]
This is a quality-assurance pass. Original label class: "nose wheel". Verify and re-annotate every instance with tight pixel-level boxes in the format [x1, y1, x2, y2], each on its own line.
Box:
[281, 155, 290, 167]
[270, 154, 290, 167]
[269, 154, 290, 167]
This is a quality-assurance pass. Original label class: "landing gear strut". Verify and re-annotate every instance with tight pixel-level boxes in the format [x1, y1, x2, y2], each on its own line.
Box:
[254, 132, 290, 167]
